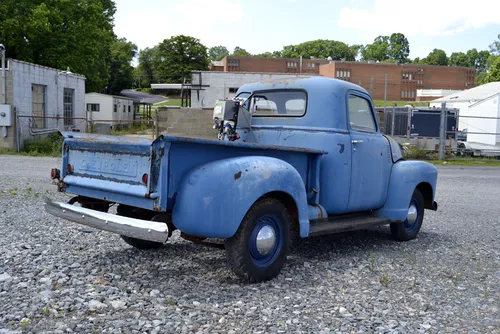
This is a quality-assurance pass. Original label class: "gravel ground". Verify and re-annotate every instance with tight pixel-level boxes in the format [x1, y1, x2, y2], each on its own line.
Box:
[0, 155, 499, 333]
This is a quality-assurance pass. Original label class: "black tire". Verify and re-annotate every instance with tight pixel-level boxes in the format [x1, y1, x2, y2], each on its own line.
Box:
[390, 189, 425, 241]
[117, 205, 165, 250]
[225, 198, 291, 283]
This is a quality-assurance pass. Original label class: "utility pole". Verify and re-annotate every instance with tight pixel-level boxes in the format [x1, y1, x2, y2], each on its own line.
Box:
[438, 102, 447, 160]
[383, 73, 387, 113]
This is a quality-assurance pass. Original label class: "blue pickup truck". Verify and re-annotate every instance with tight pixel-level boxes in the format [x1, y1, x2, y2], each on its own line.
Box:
[45, 77, 438, 283]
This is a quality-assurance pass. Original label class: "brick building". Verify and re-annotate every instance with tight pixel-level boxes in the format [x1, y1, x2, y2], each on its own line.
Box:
[319, 61, 475, 101]
[211, 56, 330, 74]
[211, 56, 476, 101]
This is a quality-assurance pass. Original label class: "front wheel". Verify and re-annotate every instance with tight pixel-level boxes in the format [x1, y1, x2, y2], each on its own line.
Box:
[225, 198, 290, 283]
[390, 189, 425, 241]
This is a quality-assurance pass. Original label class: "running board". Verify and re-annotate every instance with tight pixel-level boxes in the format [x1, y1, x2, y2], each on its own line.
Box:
[308, 213, 391, 237]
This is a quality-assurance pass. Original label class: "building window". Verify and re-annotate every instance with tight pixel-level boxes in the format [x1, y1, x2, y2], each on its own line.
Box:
[312, 63, 316, 69]
[114, 104, 117, 112]
[336, 69, 351, 80]
[228, 59, 240, 66]
[287, 62, 298, 68]
[123, 105, 126, 113]
[401, 90, 405, 98]
[87, 103, 100, 112]
[128, 105, 131, 113]
[229, 87, 239, 93]
[63, 88, 74, 126]
[32, 84, 46, 129]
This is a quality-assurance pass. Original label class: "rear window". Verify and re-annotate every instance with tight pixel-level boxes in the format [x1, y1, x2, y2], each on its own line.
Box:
[250, 90, 307, 117]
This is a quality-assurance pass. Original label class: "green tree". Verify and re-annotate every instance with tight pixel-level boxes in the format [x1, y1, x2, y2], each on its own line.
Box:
[449, 52, 470, 67]
[281, 39, 358, 60]
[155, 35, 209, 83]
[421, 49, 448, 66]
[479, 55, 500, 83]
[388, 33, 410, 63]
[0, 0, 117, 92]
[136, 46, 160, 87]
[254, 52, 273, 58]
[208, 45, 229, 61]
[489, 34, 500, 55]
[361, 36, 390, 62]
[106, 38, 137, 94]
[232, 46, 251, 57]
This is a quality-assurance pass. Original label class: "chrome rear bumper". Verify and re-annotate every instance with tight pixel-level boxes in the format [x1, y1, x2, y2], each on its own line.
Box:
[44, 198, 169, 243]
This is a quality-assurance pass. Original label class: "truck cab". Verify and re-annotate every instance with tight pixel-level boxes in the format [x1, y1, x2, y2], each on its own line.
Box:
[45, 77, 438, 283]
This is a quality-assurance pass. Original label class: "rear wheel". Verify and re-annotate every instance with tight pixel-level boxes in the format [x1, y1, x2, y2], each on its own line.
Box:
[117, 205, 168, 250]
[390, 189, 424, 241]
[225, 198, 290, 283]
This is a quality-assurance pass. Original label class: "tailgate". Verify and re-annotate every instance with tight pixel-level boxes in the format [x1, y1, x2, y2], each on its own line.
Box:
[60, 132, 156, 200]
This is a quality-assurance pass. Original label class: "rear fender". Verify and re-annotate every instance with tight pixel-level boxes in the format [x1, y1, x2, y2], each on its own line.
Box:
[172, 156, 310, 238]
[374, 160, 438, 221]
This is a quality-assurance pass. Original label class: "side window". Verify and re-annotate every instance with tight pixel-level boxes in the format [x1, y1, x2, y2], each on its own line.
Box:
[348, 95, 377, 133]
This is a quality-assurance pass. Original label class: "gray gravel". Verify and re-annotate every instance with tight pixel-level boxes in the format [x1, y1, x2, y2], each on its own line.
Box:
[0, 155, 499, 333]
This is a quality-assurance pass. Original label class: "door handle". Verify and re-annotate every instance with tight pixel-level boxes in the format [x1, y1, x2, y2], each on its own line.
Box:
[352, 140, 364, 144]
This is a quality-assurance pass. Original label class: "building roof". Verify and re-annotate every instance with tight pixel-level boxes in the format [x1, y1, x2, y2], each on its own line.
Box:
[86, 92, 136, 101]
[431, 82, 500, 103]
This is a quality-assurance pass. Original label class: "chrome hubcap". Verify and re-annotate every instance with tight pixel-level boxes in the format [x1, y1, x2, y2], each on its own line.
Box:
[407, 204, 418, 225]
[255, 225, 276, 256]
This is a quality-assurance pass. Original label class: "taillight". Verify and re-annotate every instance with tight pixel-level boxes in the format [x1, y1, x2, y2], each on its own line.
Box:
[51, 168, 60, 179]
[142, 173, 148, 184]
[66, 164, 73, 174]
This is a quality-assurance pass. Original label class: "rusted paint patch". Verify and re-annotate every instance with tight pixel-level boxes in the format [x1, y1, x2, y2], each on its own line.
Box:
[234, 171, 242, 180]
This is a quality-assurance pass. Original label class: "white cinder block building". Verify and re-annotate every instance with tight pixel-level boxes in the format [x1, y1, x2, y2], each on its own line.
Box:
[85, 93, 135, 128]
[0, 58, 86, 150]
[189, 71, 316, 108]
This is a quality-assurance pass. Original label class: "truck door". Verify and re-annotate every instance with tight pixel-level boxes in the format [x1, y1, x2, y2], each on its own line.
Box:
[347, 92, 391, 212]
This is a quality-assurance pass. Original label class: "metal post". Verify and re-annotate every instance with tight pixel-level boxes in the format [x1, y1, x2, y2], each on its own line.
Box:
[438, 102, 447, 160]
[391, 102, 396, 136]
[1, 45, 6, 104]
[369, 77, 374, 96]
[383, 73, 387, 113]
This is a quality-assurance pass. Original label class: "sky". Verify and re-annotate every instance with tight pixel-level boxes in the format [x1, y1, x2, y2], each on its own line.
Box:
[113, 0, 500, 60]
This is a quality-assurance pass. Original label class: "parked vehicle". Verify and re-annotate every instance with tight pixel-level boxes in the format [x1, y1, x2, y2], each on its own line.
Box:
[45, 77, 439, 283]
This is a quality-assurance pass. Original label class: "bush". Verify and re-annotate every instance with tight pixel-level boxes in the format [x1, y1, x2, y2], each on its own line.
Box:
[23, 132, 64, 157]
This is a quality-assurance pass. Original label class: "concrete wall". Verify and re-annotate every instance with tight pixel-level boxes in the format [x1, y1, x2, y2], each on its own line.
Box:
[86, 93, 114, 123]
[190, 72, 314, 109]
[8, 59, 86, 150]
[157, 107, 216, 140]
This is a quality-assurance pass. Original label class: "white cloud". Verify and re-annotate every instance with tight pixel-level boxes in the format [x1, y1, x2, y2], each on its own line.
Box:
[337, 0, 500, 37]
[113, 0, 244, 51]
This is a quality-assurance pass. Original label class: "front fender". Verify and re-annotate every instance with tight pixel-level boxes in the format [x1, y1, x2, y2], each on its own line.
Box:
[374, 160, 438, 221]
[172, 156, 310, 238]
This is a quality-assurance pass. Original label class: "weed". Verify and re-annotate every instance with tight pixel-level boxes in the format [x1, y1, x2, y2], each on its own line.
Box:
[41, 306, 50, 315]
[483, 287, 489, 300]
[9, 188, 17, 196]
[26, 187, 32, 192]
[34, 193, 39, 199]
[379, 273, 390, 287]
[20, 318, 29, 329]
[22, 132, 64, 157]
[367, 253, 377, 272]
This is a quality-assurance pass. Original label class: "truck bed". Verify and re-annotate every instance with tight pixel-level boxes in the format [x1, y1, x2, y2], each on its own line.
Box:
[58, 132, 326, 212]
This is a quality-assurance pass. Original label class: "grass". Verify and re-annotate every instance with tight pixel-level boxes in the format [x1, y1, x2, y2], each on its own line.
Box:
[111, 122, 152, 136]
[373, 100, 430, 108]
[0, 132, 63, 157]
[153, 99, 183, 107]
[427, 158, 500, 167]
